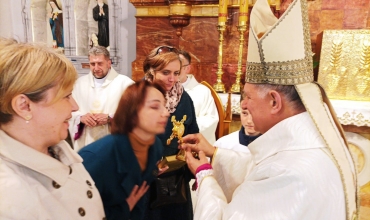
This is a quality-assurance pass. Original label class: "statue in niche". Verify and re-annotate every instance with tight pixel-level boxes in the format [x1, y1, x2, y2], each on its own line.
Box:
[89, 33, 99, 48]
[93, 0, 109, 48]
[49, 0, 64, 48]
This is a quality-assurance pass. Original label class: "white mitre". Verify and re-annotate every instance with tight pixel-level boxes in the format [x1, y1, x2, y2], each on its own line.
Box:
[245, 0, 358, 219]
[246, 0, 313, 85]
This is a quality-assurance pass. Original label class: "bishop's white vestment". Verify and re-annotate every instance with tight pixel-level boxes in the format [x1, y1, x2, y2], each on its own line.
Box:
[195, 112, 346, 220]
[183, 74, 219, 144]
[70, 68, 134, 151]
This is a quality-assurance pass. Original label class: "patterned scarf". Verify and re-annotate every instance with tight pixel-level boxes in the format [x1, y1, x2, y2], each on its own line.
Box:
[145, 75, 184, 114]
[165, 81, 183, 113]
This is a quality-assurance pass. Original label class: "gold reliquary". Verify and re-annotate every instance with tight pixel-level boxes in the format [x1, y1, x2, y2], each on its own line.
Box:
[318, 30, 370, 101]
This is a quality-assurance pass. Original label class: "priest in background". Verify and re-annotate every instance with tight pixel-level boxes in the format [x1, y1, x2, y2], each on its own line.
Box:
[178, 49, 219, 144]
[69, 46, 133, 151]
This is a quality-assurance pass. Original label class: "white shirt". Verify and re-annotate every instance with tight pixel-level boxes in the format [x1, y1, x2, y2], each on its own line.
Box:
[93, 74, 107, 88]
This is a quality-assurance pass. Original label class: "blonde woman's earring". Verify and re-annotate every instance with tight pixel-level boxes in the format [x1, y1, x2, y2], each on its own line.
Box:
[25, 115, 32, 123]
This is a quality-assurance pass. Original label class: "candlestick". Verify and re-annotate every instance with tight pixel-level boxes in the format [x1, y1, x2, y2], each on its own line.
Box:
[239, 0, 249, 26]
[218, 0, 228, 25]
[231, 24, 247, 93]
[214, 24, 226, 93]
[276, 0, 281, 10]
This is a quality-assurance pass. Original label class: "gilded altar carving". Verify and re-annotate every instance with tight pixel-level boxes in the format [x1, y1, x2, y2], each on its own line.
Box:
[318, 30, 370, 101]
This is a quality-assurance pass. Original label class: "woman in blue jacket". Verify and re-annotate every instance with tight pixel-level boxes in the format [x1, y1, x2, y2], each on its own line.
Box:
[79, 80, 170, 219]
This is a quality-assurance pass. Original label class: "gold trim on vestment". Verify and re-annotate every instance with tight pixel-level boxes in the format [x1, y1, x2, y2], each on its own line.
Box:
[211, 147, 219, 167]
[295, 83, 358, 220]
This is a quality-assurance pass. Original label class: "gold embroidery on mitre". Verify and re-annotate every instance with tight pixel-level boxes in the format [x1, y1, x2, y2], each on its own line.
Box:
[246, 0, 314, 85]
[246, 59, 313, 85]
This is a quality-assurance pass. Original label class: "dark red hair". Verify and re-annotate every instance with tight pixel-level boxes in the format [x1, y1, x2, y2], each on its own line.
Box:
[111, 80, 166, 135]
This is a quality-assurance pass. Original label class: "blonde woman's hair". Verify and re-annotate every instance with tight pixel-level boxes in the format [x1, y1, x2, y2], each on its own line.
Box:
[143, 46, 181, 81]
[0, 38, 77, 124]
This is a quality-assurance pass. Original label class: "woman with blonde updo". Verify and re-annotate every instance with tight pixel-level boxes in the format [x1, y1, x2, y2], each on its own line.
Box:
[143, 46, 199, 220]
[0, 39, 105, 219]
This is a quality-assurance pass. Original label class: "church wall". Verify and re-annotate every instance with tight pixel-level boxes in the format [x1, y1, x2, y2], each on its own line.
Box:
[130, 0, 370, 90]
[1, 0, 368, 81]
[0, 0, 137, 77]
[307, 0, 370, 55]
[119, 2, 137, 77]
[0, 0, 26, 41]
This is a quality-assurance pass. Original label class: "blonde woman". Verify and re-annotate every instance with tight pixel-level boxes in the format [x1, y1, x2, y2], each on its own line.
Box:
[0, 39, 105, 219]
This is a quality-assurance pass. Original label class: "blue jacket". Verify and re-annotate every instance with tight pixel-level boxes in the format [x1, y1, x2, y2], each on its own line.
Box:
[79, 134, 163, 220]
[146, 91, 199, 220]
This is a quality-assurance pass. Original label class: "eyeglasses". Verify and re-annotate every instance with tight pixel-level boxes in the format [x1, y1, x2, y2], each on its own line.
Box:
[155, 46, 179, 55]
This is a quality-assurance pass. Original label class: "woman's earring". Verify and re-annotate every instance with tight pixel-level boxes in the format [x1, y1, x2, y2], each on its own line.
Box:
[25, 115, 32, 123]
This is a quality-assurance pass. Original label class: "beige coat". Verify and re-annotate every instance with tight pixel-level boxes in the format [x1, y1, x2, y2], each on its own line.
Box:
[0, 130, 105, 219]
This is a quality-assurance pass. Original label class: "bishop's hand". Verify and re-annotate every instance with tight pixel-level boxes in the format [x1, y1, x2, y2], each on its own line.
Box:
[185, 149, 209, 175]
[180, 133, 215, 158]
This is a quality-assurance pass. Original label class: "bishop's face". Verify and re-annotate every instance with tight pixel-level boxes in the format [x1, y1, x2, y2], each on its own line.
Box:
[242, 83, 270, 134]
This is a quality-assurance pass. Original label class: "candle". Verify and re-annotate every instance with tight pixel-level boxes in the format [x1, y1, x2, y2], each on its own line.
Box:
[239, 0, 249, 26]
[218, 0, 228, 25]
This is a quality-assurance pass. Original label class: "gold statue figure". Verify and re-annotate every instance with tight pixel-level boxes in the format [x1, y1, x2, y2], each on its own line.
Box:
[166, 115, 188, 161]
[167, 115, 187, 145]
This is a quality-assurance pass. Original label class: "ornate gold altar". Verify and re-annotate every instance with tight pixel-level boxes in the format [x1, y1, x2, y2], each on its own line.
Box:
[318, 29, 370, 219]
[318, 30, 370, 101]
